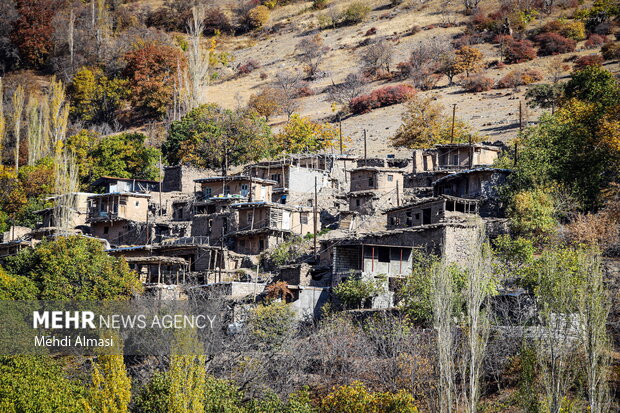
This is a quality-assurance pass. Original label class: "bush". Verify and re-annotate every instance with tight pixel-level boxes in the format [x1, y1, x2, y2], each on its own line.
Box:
[312, 0, 329, 10]
[204, 7, 233, 34]
[296, 86, 315, 97]
[584, 34, 607, 49]
[502, 38, 537, 63]
[574, 54, 604, 70]
[349, 84, 416, 114]
[601, 43, 620, 61]
[238, 59, 260, 75]
[340, 2, 371, 25]
[496, 69, 544, 88]
[247, 5, 270, 29]
[540, 20, 586, 41]
[534, 32, 576, 56]
[462, 74, 494, 92]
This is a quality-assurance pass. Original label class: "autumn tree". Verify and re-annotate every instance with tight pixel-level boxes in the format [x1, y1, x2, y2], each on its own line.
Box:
[164, 104, 274, 174]
[11, 0, 55, 69]
[87, 345, 131, 413]
[68, 67, 129, 124]
[296, 34, 330, 78]
[275, 114, 339, 154]
[408, 38, 453, 89]
[391, 96, 475, 148]
[274, 71, 303, 119]
[326, 73, 367, 108]
[168, 329, 206, 413]
[123, 43, 187, 120]
[248, 88, 284, 120]
[453, 46, 483, 77]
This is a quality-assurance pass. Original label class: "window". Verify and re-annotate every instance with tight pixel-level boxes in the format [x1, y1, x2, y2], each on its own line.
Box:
[135, 201, 140, 207]
[119, 198, 127, 206]
[390, 216, 398, 226]
[204, 187, 212, 198]
[356, 199, 361, 207]
[240, 184, 249, 196]
[368, 177, 374, 187]
[300, 213, 308, 224]
[271, 174, 281, 184]
[453, 154, 458, 165]
[415, 213, 420, 220]
[387, 174, 393, 182]
[103, 226, 109, 235]
[378, 247, 390, 262]
[224, 185, 230, 196]
[238, 239, 246, 249]
[246, 212, 253, 224]
[422, 208, 431, 225]
[259, 239, 264, 250]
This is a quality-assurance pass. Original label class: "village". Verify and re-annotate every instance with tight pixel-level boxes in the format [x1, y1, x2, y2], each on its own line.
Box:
[0, 140, 511, 320]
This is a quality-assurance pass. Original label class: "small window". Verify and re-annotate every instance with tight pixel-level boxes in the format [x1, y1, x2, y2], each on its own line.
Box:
[415, 213, 420, 220]
[224, 185, 230, 195]
[204, 187, 212, 198]
[387, 175, 393, 182]
[119, 198, 127, 206]
[259, 239, 264, 250]
[390, 216, 398, 226]
[453, 154, 458, 165]
[135, 201, 140, 207]
[103, 226, 109, 235]
[300, 213, 308, 225]
[368, 177, 374, 187]
[356, 199, 361, 207]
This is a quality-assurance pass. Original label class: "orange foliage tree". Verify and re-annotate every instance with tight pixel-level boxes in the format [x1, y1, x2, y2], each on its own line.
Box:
[10, 0, 55, 69]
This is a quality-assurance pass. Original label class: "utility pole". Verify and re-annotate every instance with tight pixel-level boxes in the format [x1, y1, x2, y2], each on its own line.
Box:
[519, 100, 523, 133]
[159, 153, 163, 216]
[363, 129, 367, 166]
[450, 103, 457, 143]
[313, 176, 318, 259]
[396, 182, 400, 207]
[338, 114, 343, 154]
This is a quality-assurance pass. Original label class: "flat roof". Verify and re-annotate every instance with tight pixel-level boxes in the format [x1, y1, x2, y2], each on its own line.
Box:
[434, 143, 502, 151]
[87, 192, 152, 199]
[432, 167, 512, 185]
[92, 176, 160, 186]
[194, 175, 277, 185]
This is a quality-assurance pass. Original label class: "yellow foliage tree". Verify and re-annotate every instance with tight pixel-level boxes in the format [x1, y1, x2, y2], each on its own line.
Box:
[275, 114, 341, 153]
[168, 329, 206, 413]
[453, 46, 484, 77]
[391, 96, 477, 149]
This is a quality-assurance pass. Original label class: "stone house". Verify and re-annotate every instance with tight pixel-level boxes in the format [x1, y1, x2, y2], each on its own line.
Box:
[385, 196, 479, 229]
[347, 167, 404, 214]
[87, 193, 151, 245]
[194, 175, 276, 202]
[434, 143, 502, 171]
[35, 192, 94, 232]
[229, 202, 315, 255]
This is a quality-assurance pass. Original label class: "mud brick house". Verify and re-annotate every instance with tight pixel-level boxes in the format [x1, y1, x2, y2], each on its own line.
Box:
[347, 167, 405, 214]
[91, 176, 161, 193]
[35, 192, 94, 233]
[194, 175, 276, 202]
[229, 202, 315, 254]
[87, 192, 151, 245]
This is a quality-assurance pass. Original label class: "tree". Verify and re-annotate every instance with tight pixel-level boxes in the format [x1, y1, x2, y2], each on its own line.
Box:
[246, 5, 270, 29]
[123, 43, 187, 120]
[326, 73, 367, 107]
[168, 329, 206, 413]
[453, 46, 483, 77]
[564, 65, 620, 109]
[0, 355, 87, 412]
[164, 104, 273, 174]
[248, 88, 284, 121]
[332, 276, 383, 309]
[275, 114, 339, 154]
[525, 83, 565, 113]
[391, 96, 475, 149]
[248, 301, 297, 349]
[11, 84, 25, 172]
[507, 187, 558, 240]
[274, 71, 303, 120]
[438, 51, 462, 85]
[3, 236, 142, 300]
[361, 40, 394, 77]
[408, 38, 453, 89]
[87, 351, 131, 413]
[463, 0, 483, 14]
[133, 372, 170, 413]
[68, 67, 128, 124]
[11, 0, 55, 68]
[321, 381, 419, 413]
[296, 34, 329, 78]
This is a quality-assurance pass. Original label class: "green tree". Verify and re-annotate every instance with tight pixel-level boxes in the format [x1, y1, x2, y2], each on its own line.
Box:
[164, 104, 273, 174]
[333, 276, 383, 310]
[66, 131, 161, 187]
[320, 381, 418, 413]
[507, 187, 558, 241]
[68, 67, 129, 124]
[3, 236, 142, 300]
[525, 83, 565, 112]
[133, 371, 170, 413]
[564, 66, 620, 109]
[248, 301, 297, 349]
[0, 355, 87, 412]
[168, 329, 206, 413]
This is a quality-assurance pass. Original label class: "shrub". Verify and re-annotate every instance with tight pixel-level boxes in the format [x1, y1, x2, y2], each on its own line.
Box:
[584, 34, 607, 49]
[502, 38, 537, 63]
[296, 86, 315, 97]
[247, 5, 270, 29]
[238, 59, 260, 75]
[340, 2, 371, 25]
[312, 0, 329, 10]
[204, 7, 233, 34]
[540, 20, 586, 40]
[349, 84, 416, 114]
[496, 69, 543, 88]
[601, 43, 620, 61]
[535, 32, 576, 56]
[462, 74, 494, 92]
[574, 54, 604, 70]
